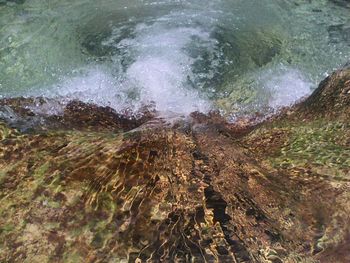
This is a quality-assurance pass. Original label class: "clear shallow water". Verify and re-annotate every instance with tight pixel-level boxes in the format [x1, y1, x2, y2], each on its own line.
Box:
[0, 0, 349, 117]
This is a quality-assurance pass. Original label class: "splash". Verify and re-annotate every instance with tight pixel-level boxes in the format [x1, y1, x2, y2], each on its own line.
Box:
[260, 66, 312, 109]
[0, 0, 349, 118]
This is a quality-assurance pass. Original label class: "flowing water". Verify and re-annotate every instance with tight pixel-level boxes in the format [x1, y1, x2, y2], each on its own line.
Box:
[0, 0, 349, 118]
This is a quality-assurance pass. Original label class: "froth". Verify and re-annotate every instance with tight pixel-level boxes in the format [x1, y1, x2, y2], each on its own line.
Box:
[260, 66, 312, 108]
[120, 23, 214, 114]
[39, 17, 216, 115]
[27, 8, 313, 118]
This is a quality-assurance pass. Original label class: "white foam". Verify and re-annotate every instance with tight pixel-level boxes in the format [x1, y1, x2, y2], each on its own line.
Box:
[126, 57, 210, 114]
[37, 15, 216, 115]
[39, 69, 128, 110]
[260, 66, 312, 108]
[25, 6, 312, 118]
[119, 23, 214, 114]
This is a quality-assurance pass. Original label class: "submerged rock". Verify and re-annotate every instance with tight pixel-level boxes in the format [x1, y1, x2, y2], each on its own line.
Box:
[329, 0, 350, 8]
[0, 69, 349, 262]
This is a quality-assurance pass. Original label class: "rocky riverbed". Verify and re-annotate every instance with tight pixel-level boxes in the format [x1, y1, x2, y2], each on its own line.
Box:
[0, 67, 349, 262]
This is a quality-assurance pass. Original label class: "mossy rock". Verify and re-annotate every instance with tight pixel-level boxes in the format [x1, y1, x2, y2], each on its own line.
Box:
[0, 68, 350, 262]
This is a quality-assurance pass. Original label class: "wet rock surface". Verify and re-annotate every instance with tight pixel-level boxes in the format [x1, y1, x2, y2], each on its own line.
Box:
[0, 69, 350, 262]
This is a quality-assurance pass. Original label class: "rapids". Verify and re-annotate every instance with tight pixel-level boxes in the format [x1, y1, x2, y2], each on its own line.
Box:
[0, 0, 349, 117]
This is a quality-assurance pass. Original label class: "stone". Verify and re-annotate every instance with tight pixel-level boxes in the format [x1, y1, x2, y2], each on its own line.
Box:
[0, 68, 349, 262]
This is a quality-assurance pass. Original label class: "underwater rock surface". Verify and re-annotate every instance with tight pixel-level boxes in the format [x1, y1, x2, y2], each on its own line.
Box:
[0, 68, 350, 262]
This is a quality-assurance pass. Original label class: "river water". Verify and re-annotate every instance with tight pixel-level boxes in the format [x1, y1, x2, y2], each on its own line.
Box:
[0, 0, 349, 118]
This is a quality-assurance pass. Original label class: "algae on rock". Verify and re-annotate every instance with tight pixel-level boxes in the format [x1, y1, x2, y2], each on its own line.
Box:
[0, 69, 349, 262]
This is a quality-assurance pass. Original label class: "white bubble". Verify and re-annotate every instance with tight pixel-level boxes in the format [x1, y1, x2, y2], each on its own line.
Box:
[261, 66, 312, 108]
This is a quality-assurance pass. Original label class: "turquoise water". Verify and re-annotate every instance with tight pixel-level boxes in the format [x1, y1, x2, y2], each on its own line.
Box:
[0, 0, 349, 116]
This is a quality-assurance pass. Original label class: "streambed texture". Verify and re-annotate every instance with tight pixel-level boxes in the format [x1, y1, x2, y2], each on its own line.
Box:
[1, 0, 350, 262]
[0, 67, 349, 262]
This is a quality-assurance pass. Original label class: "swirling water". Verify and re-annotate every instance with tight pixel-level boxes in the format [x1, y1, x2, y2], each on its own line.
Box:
[0, 0, 349, 117]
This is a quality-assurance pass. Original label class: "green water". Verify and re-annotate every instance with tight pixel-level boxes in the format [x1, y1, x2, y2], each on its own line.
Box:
[0, 0, 349, 116]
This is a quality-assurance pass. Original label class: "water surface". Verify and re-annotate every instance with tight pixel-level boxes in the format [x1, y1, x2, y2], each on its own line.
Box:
[0, 0, 349, 117]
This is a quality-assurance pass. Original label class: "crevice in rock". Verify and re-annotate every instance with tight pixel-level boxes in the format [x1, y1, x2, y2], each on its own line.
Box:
[192, 146, 253, 262]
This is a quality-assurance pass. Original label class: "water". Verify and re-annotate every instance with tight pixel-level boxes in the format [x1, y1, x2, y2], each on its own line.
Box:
[0, 0, 349, 117]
